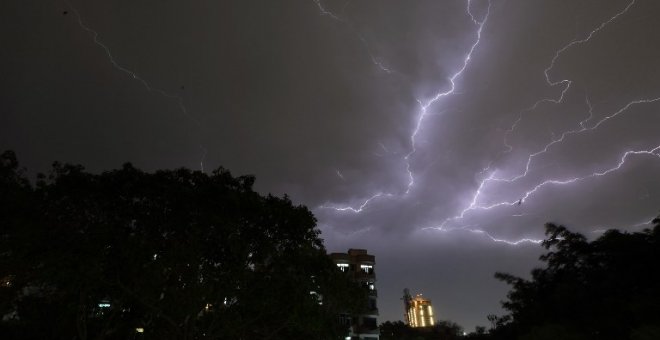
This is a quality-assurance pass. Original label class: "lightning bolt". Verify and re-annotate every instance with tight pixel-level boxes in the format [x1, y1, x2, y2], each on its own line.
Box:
[61, 0, 654, 247]
[378, 142, 390, 154]
[317, 0, 650, 246]
[199, 146, 208, 173]
[358, 35, 394, 74]
[64, 0, 207, 171]
[420, 224, 542, 245]
[590, 216, 656, 235]
[319, 192, 395, 213]
[321, 0, 491, 211]
[313, 0, 343, 21]
[312, 1, 396, 74]
[494, 95, 660, 184]
[405, 0, 490, 196]
[503, 145, 657, 206]
[414, 0, 650, 243]
[466, 0, 480, 25]
[433, 144, 660, 233]
[503, 0, 637, 152]
[468, 229, 542, 245]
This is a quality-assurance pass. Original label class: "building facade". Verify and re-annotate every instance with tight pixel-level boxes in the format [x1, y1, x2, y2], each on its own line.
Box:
[402, 289, 435, 328]
[330, 249, 379, 340]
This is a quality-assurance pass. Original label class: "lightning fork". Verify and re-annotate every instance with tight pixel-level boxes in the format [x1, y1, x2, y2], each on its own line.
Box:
[64, 0, 206, 171]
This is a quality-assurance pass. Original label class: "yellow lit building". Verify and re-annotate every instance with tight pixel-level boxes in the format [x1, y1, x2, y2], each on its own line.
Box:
[403, 289, 435, 328]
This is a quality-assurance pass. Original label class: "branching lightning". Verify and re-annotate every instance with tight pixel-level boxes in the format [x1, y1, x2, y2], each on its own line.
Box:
[493, 95, 660, 185]
[319, 192, 395, 213]
[64, 0, 207, 171]
[313, 0, 343, 21]
[402, 0, 489, 189]
[469, 145, 657, 216]
[57, 0, 656, 246]
[314, 0, 653, 246]
[420, 223, 543, 245]
[320, 0, 491, 213]
[313, 0, 394, 73]
[423, 0, 651, 235]
[422, 144, 660, 245]
[503, 0, 637, 152]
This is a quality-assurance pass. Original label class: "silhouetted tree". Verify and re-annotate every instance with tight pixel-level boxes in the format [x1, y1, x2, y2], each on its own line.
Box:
[379, 319, 463, 340]
[430, 320, 463, 339]
[379, 321, 415, 340]
[488, 219, 660, 340]
[463, 325, 488, 339]
[0, 151, 366, 339]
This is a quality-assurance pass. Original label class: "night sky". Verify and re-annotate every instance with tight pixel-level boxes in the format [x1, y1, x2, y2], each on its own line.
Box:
[2, 0, 660, 331]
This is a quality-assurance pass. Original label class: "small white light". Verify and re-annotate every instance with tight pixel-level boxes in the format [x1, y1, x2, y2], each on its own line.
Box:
[135, 327, 144, 333]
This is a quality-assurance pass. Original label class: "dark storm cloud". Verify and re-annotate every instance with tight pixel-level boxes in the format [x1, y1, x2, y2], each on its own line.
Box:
[2, 0, 659, 331]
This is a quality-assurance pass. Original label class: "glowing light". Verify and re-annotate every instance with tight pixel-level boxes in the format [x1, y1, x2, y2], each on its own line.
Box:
[408, 294, 436, 327]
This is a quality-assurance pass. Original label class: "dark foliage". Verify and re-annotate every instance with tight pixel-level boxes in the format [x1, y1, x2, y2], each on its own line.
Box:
[379, 320, 463, 340]
[0, 151, 366, 339]
[486, 219, 660, 340]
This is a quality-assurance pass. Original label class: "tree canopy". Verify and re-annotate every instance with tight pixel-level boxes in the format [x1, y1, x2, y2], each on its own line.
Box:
[485, 218, 660, 340]
[0, 151, 365, 339]
[379, 320, 463, 340]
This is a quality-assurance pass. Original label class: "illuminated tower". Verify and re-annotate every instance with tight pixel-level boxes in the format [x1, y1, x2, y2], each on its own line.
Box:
[403, 291, 435, 328]
[330, 249, 379, 340]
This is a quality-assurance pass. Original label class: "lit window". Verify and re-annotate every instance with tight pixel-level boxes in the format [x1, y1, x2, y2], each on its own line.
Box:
[336, 263, 349, 272]
[360, 264, 373, 273]
[1, 275, 14, 288]
[310, 291, 323, 305]
[135, 327, 144, 333]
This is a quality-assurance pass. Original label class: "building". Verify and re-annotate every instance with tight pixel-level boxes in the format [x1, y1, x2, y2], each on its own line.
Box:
[330, 249, 379, 340]
[402, 289, 435, 328]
